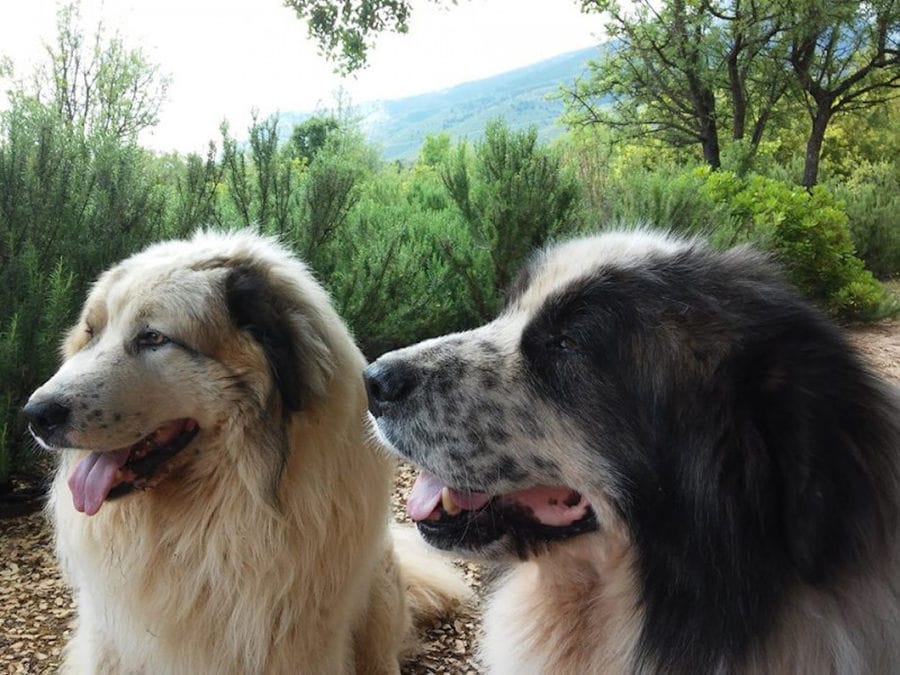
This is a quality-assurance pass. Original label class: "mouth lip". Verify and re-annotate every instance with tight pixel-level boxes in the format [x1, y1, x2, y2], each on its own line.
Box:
[29, 421, 200, 458]
[57, 418, 202, 515]
[27, 425, 63, 452]
[415, 494, 599, 557]
[106, 420, 201, 500]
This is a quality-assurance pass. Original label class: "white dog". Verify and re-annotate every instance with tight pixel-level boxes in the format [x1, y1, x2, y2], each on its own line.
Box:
[25, 231, 467, 674]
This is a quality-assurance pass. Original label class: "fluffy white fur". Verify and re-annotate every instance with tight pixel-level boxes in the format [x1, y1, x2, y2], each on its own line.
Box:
[30, 231, 467, 674]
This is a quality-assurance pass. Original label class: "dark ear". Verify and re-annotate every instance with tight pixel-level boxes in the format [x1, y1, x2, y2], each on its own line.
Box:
[748, 320, 894, 582]
[225, 265, 310, 412]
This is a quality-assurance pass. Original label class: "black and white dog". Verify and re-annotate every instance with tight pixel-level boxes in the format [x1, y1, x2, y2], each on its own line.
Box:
[365, 230, 900, 674]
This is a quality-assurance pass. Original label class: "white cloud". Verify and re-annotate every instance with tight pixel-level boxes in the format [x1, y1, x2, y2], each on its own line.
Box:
[0, 0, 605, 153]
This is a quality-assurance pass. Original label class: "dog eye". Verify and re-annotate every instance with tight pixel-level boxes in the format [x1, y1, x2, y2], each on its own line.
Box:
[551, 335, 582, 354]
[136, 330, 170, 349]
[85, 324, 95, 338]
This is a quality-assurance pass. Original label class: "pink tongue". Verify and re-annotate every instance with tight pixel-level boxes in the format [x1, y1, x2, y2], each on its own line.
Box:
[407, 471, 445, 521]
[68, 449, 130, 516]
[406, 471, 587, 526]
[407, 470, 493, 521]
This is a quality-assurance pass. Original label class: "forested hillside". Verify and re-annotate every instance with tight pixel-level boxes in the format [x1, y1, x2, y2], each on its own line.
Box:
[280, 46, 602, 159]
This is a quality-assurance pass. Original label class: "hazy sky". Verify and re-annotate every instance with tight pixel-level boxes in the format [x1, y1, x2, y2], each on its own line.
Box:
[0, 0, 606, 153]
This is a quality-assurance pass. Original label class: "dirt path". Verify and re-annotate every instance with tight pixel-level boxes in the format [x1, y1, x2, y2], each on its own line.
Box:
[2, 321, 897, 675]
[848, 318, 900, 381]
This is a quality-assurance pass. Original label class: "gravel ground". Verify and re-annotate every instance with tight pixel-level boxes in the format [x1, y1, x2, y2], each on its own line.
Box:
[847, 318, 900, 382]
[0, 512, 72, 674]
[392, 463, 484, 674]
[1, 320, 897, 674]
[0, 462, 485, 675]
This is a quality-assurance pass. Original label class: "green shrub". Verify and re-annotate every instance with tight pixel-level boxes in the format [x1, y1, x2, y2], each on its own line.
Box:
[566, 149, 888, 321]
[213, 120, 481, 357]
[0, 315, 22, 487]
[0, 87, 172, 487]
[0, 247, 81, 485]
[323, 173, 477, 357]
[295, 129, 377, 265]
[826, 162, 900, 280]
[699, 169, 886, 320]
[441, 119, 581, 318]
[601, 163, 736, 237]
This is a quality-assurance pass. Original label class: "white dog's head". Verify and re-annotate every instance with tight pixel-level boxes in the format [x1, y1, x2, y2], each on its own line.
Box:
[25, 230, 340, 515]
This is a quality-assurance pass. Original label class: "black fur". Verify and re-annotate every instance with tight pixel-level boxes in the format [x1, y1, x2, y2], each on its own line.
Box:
[368, 237, 899, 673]
[520, 247, 898, 672]
[225, 265, 305, 413]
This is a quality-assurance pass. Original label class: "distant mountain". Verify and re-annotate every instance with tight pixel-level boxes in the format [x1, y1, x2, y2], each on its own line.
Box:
[281, 45, 604, 161]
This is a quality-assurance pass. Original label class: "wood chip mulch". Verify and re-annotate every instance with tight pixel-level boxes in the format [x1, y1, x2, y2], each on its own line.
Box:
[0, 513, 73, 675]
[1, 320, 897, 674]
[0, 463, 484, 675]
[394, 462, 485, 674]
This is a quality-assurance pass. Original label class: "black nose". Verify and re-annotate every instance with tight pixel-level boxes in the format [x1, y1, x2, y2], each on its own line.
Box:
[22, 400, 71, 437]
[363, 361, 418, 417]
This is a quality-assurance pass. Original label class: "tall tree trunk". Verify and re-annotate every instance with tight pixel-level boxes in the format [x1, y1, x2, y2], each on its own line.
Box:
[698, 91, 721, 169]
[802, 106, 831, 188]
[750, 109, 769, 147]
[727, 41, 746, 140]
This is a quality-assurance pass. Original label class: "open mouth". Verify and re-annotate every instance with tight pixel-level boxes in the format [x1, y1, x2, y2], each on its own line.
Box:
[67, 418, 200, 516]
[406, 470, 598, 557]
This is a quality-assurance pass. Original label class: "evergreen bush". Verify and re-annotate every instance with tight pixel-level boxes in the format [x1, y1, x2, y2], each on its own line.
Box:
[827, 162, 900, 280]
[441, 119, 581, 318]
[699, 169, 887, 320]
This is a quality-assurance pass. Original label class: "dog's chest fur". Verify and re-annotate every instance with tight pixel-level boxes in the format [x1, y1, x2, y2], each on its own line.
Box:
[481, 538, 643, 674]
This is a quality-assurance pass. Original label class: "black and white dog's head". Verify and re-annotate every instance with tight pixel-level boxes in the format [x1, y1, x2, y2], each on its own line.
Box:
[366, 230, 899, 669]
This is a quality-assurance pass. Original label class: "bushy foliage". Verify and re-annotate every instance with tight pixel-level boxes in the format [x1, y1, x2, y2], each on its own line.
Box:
[0, 95, 170, 485]
[698, 169, 886, 319]
[2, 6, 895, 491]
[565, 127, 728, 233]
[601, 163, 734, 236]
[321, 171, 477, 357]
[441, 120, 581, 318]
[826, 162, 900, 280]
[567, 129, 891, 318]
[289, 115, 340, 164]
[213, 118, 474, 355]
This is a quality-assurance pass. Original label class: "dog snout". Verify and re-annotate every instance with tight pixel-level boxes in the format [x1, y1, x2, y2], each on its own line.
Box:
[364, 361, 419, 417]
[23, 398, 71, 438]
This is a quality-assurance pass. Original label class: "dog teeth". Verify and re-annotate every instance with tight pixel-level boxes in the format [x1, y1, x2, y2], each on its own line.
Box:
[441, 487, 462, 516]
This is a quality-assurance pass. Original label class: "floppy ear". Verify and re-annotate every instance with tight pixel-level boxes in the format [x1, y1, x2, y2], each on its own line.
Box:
[747, 320, 895, 583]
[225, 265, 333, 413]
